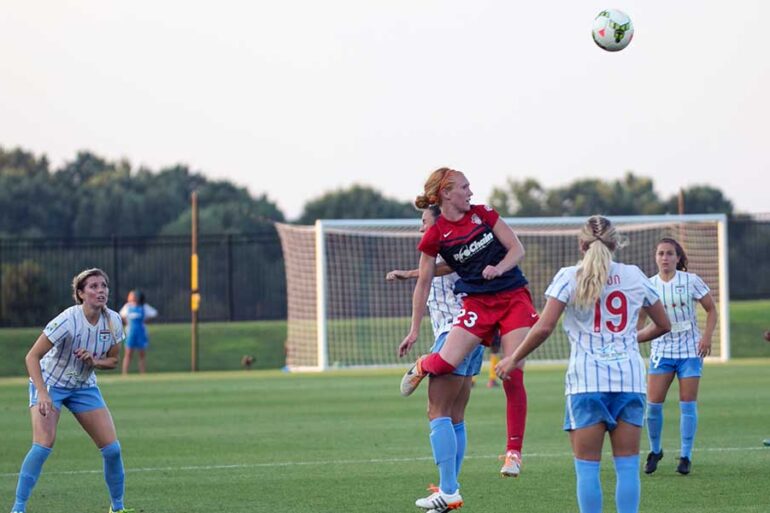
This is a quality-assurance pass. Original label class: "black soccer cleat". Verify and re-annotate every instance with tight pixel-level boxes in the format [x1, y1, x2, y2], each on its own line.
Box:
[644, 450, 664, 474]
[676, 456, 691, 475]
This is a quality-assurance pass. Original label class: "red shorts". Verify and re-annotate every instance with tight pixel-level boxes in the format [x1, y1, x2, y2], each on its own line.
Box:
[454, 287, 539, 346]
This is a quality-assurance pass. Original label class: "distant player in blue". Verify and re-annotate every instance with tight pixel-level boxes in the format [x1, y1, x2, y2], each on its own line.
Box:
[9, 268, 133, 513]
[120, 289, 158, 375]
[387, 205, 484, 513]
[496, 216, 671, 513]
[639, 238, 717, 476]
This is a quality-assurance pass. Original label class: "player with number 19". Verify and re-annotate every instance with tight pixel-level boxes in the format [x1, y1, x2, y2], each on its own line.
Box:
[495, 216, 671, 513]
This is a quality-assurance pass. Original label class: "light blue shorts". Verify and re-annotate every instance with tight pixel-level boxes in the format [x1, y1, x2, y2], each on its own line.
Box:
[29, 384, 107, 414]
[648, 356, 703, 378]
[564, 392, 646, 432]
[430, 332, 484, 377]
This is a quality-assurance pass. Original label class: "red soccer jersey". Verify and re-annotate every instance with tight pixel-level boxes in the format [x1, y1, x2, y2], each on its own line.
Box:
[418, 204, 528, 295]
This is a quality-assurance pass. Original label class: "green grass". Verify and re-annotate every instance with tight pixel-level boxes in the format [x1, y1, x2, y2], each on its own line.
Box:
[0, 362, 768, 512]
[0, 299, 768, 377]
[728, 299, 770, 358]
[0, 320, 287, 377]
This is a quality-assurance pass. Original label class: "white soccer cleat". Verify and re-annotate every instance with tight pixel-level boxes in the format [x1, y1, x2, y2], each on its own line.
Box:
[400, 355, 428, 397]
[500, 450, 522, 477]
[415, 484, 463, 511]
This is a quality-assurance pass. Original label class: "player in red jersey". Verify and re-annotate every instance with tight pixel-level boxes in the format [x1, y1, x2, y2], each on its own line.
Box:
[398, 167, 539, 483]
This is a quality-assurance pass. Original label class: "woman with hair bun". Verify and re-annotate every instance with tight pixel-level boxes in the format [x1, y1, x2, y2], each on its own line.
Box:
[398, 167, 539, 511]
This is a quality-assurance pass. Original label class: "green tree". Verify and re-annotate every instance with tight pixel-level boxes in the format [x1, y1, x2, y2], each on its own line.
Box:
[490, 172, 667, 216]
[161, 197, 285, 235]
[0, 145, 286, 237]
[665, 185, 734, 215]
[0, 260, 53, 327]
[490, 178, 549, 217]
[297, 184, 415, 224]
[0, 147, 64, 237]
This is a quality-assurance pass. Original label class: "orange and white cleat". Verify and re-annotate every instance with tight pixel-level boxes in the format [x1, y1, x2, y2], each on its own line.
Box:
[400, 355, 428, 397]
[415, 484, 463, 511]
[500, 450, 522, 477]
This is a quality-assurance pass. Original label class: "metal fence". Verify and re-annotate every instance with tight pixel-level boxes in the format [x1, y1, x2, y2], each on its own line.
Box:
[0, 215, 767, 327]
[729, 213, 770, 300]
[0, 228, 286, 327]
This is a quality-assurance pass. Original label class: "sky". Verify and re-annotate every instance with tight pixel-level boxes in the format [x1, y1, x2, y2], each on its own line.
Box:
[1, 1, 768, 220]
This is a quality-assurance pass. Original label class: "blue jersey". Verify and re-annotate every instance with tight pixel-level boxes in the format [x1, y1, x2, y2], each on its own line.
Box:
[119, 303, 158, 348]
[417, 204, 528, 295]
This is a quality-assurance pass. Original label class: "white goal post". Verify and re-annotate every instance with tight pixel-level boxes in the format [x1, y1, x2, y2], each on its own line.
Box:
[276, 214, 729, 371]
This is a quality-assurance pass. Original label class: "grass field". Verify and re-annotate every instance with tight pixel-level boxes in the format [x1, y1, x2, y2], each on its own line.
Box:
[1, 361, 769, 513]
[0, 300, 768, 377]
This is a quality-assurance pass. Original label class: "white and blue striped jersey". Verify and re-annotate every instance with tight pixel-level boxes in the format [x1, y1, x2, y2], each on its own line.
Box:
[546, 261, 660, 395]
[426, 258, 463, 339]
[38, 305, 125, 388]
[649, 271, 710, 359]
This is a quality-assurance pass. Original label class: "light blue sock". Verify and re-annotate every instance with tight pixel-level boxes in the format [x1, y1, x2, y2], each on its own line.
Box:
[429, 417, 458, 495]
[13, 443, 53, 513]
[680, 401, 698, 459]
[646, 401, 664, 454]
[453, 421, 466, 480]
[574, 458, 602, 513]
[614, 455, 641, 513]
[100, 441, 125, 511]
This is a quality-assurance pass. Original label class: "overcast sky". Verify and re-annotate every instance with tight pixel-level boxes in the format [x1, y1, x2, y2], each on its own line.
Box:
[1, 1, 768, 220]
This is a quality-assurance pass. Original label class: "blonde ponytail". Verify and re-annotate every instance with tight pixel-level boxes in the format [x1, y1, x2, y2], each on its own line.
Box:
[575, 241, 613, 308]
[573, 216, 627, 308]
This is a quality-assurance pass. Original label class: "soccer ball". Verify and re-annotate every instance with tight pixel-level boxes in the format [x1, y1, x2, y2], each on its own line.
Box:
[592, 9, 634, 52]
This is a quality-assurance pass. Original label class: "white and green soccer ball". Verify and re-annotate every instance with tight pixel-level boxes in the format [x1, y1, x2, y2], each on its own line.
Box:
[592, 9, 634, 52]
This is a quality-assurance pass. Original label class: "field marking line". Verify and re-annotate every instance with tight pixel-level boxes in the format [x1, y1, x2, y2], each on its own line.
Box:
[0, 446, 766, 478]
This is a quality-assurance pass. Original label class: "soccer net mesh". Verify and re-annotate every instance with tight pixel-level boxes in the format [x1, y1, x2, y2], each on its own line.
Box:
[276, 214, 728, 371]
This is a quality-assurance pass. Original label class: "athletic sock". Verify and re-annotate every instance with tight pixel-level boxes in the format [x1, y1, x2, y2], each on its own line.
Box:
[614, 454, 641, 513]
[420, 353, 456, 376]
[680, 401, 698, 459]
[489, 353, 500, 380]
[574, 458, 602, 513]
[429, 417, 458, 495]
[101, 441, 125, 511]
[503, 368, 527, 452]
[13, 443, 52, 513]
[453, 421, 466, 479]
[646, 401, 663, 454]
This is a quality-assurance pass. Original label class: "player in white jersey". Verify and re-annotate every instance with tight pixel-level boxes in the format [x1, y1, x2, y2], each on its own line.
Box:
[387, 205, 483, 513]
[495, 216, 671, 513]
[639, 238, 717, 476]
[9, 268, 133, 513]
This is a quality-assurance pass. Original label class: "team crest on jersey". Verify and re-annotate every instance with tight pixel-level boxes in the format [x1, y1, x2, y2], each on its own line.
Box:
[675, 285, 686, 295]
[471, 214, 482, 225]
[99, 330, 112, 344]
[44, 321, 59, 335]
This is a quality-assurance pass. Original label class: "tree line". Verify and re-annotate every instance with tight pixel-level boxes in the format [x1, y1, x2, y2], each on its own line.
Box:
[0, 145, 738, 239]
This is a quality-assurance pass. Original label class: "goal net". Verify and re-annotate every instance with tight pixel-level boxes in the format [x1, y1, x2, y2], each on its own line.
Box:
[276, 214, 729, 371]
